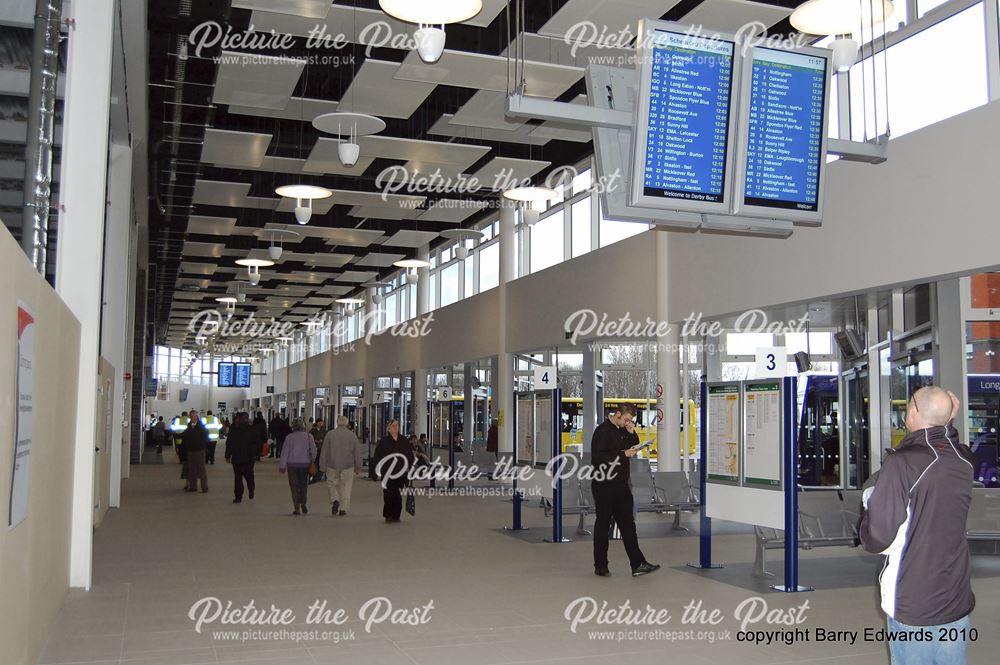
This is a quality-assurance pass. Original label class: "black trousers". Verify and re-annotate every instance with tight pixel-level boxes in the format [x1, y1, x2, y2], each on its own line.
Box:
[207, 442, 217, 464]
[383, 484, 403, 520]
[287, 467, 309, 507]
[232, 462, 255, 500]
[592, 482, 645, 570]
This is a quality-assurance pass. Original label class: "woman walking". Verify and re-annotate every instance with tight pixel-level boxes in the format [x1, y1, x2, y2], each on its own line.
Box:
[372, 420, 413, 522]
[278, 418, 316, 515]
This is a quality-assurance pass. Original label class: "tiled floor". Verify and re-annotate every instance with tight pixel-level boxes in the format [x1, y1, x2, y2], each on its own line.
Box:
[39, 455, 1000, 664]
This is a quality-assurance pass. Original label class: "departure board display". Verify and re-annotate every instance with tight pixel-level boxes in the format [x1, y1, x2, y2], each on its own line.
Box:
[632, 23, 737, 213]
[737, 46, 829, 220]
[217, 362, 235, 388]
[234, 362, 252, 388]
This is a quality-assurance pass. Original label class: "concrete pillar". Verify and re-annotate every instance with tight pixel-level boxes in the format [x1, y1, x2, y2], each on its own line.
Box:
[412, 244, 429, 437]
[497, 202, 517, 455]
[655, 231, 680, 472]
[55, 0, 116, 590]
[934, 279, 968, 444]
[101, 142, 133, 508]
[866, 298, 884, 473]
[582, 347, 598, 454]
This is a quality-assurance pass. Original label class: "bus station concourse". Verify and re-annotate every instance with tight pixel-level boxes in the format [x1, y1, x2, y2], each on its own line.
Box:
[2, 0, 1000, 663]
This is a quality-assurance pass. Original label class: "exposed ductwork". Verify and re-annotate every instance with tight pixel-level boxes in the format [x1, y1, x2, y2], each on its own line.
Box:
[21, 0, 62, 274]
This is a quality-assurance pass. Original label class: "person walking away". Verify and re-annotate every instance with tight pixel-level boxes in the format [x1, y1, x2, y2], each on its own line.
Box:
[319, 416, 363, 515]
[171, 413, 190, 482]
[372, 420, 413, 522]
[182, 410, 210, 493]
[225, 412, 261, 503]
[279, 418, 316, 515]
[152, 416, 167, 456]
[591, 403, 659, 578]
[272, 414, 291, 459]
[204, 410, 222, 464]
[310, 419, 328, 483]
[252, 411, 268, 461]
[860, 387, 976, 665]
[268, 413, 283, 458]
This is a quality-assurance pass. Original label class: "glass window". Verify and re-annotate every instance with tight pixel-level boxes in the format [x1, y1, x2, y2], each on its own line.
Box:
[725, 333, 775, 356]
[464, 256, 474, 297]
[479, 242, 499, 291]
[441, 247, 452, 263]
[429, 272, 438, 310]
[850, 6, 989, 141]
[785, 332, 834, 356]
[571, 197, 591, 258]
[441, 263, 459, 306]
[572, 167, 592, 197]
[530, 211, 564, 273]
[919, 0, 950, 18]
[828, 72, 839, 140]
[385, 292, 398, 328]
[599, 209, 648, 248]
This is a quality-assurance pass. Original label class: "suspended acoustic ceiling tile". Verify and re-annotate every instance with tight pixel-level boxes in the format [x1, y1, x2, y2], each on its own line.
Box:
[173, 291, 207, 301]
[417, 201, 486, 224]
[349, 205, 422, 221]
[258, 156, 325, 176]
[338, 59, 436, 119]
[284, 272, 327, 285]
[469, 157, 551, 190]
[275, 196, 336, 215]
[528, 95, 594, 143]
[300, 253, 356, 268]
[428, 113, 549, 146]
[462, 0, 508, 27]
[305, 227, 385, 246]
[179, 262, 219, 276]
[302, 296, 334, 306]
[193, 180, 250, 207]
[298, 149, 376, 176]
[327, 187, 426, 209]
[500, 33, 632, 69]
[318, 284, 352, 296]
[538, 0, 683, 40]
[201, 129, 272, 168]
[680, 0, 791, 33]
[268, 284, 315, 297]
[233, 0, 333, 19]
[226, 96, 340, 121]
[361, 135, 490, 167]
[212, 51, 305, 110]
[395, 49, 583, 98]
[448, 90, 525, 131]
[186, 215, 238, 235]
[257, 4, 415, 43]
[354, 253, 406, 267]
[337, 270, 379, 283]
[181, 242, 226, 258]
[400, 160, 466, 180]
[384, 229, 440, 248]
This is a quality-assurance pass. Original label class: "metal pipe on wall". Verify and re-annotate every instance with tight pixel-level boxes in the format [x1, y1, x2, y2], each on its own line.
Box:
[21, 0, 62, 274]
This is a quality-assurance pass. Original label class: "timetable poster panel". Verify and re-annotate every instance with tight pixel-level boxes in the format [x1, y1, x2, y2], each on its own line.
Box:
[743, 381, 783, 489]
[738, 46, 829, 220]
[707, 383, 741, 484]
[634, 24, 736, 212]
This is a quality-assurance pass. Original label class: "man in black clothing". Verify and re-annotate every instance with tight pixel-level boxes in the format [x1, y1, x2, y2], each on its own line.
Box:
[182, 410, 210, 493]
[590, 404, 659, 577]
[225, 412, 261, 503]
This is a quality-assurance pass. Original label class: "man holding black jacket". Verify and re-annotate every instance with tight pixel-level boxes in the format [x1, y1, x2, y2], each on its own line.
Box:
[591, 403, 660, 578]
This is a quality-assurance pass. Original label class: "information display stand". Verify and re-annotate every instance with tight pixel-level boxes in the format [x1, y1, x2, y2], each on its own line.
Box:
[505, 390, 528, 532]
[693, 377, 812, 592]
[543, 388, 569, 544]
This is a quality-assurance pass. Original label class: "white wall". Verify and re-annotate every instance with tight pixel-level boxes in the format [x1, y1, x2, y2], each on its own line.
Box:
[667, 101, 1000, 321]
[145, 382, 249, 420]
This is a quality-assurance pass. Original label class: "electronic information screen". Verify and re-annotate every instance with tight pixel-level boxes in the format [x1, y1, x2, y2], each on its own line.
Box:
[735, 45, 830, 222]
[217, 362, 235, 388]
[234, 362, 252, 388]
[631, 21, 738, 214]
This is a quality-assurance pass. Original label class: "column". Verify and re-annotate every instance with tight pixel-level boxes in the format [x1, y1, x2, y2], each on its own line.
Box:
[866, 296, 883, 474]
[582, 347, 598, 454]
[497, 202, 516, 455]
[412, 244, 430, 437]
[935, 279, 969, 444]
[655, 231, 681, 472]
[55, 0, 115, 590]
[101, 142, 133, 508]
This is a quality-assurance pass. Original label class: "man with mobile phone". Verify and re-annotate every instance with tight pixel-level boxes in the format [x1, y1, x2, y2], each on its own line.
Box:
[591, 403, 660, 578]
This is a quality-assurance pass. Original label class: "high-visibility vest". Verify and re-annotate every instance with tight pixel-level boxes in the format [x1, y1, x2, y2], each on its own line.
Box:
[205, 415, 222, 441]
[171, 416, 189, 441]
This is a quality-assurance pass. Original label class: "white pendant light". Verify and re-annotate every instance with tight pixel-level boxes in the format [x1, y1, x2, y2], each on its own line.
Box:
[502, 185, 558, 203]
[235, 257, 275, 287]
[255, 228, 299, 261]
[313, 113, 385, 167]
[829, 37, 859, 72]
[790, 0, 894, 36]
[379, 0, 482, 63]
[362, 281, 390, 306]
[275, 185, 332, 225]
[405, 269, 420, 284]
[379, 0, 482, 26]
[393, 258, 431, 269]
[440, 228, 484, 261]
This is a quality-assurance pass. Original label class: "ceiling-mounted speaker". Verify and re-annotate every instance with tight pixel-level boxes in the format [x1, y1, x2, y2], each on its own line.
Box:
[295, 205, 312, 225]
[455, 245, 469, 260]
[414, 26, 446, 63]
[268, 245, 282, 261]
[794, 351, 812, 373]
[248, 272, 260, 286]
[338, 141, 360, 166]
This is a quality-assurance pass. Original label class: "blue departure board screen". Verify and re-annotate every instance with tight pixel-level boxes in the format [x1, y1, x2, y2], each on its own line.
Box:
[217, 362, 235, 388]
[234, 362, 252, 388]
[640, 29, 735, 205]
[741, 47, 827, 214]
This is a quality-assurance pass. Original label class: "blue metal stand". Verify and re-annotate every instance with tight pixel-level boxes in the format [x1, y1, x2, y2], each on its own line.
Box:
[544, 388, 570, 543]
[688, 381, 722, 569]
[771, 376, 812, 593]
[504, 390, 528, 531]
